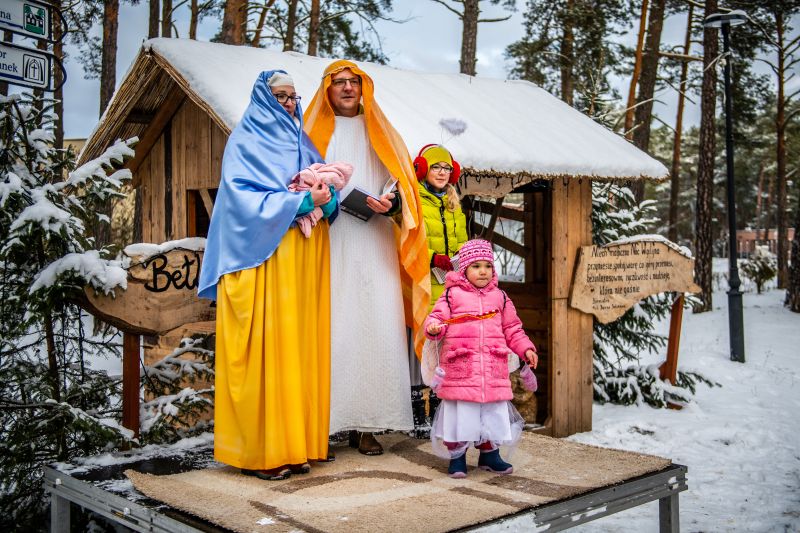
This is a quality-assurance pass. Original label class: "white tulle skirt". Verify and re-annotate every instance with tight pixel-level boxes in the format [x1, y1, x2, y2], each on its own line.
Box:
[430, 399, 525, 459]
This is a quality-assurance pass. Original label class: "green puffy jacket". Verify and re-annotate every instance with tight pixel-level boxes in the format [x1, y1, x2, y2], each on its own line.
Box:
[418, 182, 468, 307]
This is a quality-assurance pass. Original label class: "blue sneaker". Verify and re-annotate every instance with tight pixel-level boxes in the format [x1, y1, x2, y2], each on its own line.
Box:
[448, 453, 467, 479]
[477, 449, 513, 474]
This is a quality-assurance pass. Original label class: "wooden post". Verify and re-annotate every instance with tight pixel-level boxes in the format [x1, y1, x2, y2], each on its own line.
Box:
[660, 294, 684, 410]
[660, 294, 684, 384]
[122, 332, 141, 438]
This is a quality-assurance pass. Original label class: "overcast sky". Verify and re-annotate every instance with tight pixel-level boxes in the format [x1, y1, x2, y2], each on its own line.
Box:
[50, 0, 767, 140]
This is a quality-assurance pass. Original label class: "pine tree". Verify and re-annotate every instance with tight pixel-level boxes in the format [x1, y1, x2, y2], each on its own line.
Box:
[590, 183, 716, 407]
[0, 93, 137, 528]
[576, 81, 715, 407]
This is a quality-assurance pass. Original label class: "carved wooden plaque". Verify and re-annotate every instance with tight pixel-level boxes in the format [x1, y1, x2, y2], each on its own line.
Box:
[569, 239, 700, 324]
[83, 247, 214, 335]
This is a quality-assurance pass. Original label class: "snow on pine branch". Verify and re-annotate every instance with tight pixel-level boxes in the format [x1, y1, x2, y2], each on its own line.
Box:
[29, 250, 127, 295]
[9, 186, 77, 236]
[65, 138, 137, 190]
[145, 337, 215, 384]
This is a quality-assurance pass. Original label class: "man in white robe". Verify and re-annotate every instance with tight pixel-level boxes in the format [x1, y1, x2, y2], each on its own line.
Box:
[304, 60, 432, 455]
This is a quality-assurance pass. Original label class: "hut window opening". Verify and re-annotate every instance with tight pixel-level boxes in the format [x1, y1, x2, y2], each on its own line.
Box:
[187, 188, 217, 237]
[468, 193, 528, 283]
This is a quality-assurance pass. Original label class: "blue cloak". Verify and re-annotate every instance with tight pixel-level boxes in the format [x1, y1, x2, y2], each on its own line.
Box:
[198, 70, 325, 300]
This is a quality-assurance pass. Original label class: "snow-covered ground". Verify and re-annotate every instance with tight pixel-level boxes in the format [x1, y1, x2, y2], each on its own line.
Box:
[77, 260, 799, 532]
[567, 287, 800, 532]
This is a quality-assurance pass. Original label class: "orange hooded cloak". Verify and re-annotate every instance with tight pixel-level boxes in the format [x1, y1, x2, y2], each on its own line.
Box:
[304, 60, 430, 359]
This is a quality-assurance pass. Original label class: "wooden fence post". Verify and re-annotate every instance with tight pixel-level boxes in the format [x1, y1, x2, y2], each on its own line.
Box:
[122, 332, 141, 438]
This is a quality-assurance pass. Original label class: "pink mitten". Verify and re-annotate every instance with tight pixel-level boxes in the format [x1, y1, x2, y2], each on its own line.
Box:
[431, 367, 446, 392]
[519, 363, 538, 392]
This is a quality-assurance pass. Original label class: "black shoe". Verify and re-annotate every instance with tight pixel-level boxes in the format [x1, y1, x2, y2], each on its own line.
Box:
[349, 431, 384, 455]
[448, 453, 467, 479]
[241, 467, 292, 480]
[289, 462, 311, 474]
[477, 449, 513, 474]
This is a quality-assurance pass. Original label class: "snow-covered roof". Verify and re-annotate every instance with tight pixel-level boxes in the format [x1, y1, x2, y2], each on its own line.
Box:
[85, 38, 668, 187]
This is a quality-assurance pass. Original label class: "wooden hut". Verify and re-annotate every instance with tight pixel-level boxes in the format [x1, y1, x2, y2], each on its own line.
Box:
[80, 38, 668, 438]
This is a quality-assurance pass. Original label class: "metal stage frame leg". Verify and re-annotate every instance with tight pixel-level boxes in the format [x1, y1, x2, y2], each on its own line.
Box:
[659, 492, 680, 533]
[50, 492, 71, 533]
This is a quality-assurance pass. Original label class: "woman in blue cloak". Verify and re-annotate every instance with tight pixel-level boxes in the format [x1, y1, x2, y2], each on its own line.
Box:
[198, 70, 338, 480]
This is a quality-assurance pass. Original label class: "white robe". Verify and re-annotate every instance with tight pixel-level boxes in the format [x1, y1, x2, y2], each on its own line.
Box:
[326, 115, 414, 433]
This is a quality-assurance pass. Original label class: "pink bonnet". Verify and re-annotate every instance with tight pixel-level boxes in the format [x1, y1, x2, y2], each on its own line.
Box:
[457, 239, 494, 274]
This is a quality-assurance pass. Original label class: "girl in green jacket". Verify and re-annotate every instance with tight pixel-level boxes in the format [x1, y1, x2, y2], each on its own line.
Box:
[413, 144, 469, 308]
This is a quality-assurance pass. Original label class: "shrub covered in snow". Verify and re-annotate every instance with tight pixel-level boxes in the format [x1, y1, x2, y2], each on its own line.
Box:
[740, 245, 777, 294]
[0, 93, 136, 529]
[140, 336, 215, 444]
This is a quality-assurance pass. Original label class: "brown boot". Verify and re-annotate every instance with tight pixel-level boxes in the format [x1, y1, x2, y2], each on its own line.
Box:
[349, 431, 383, 456]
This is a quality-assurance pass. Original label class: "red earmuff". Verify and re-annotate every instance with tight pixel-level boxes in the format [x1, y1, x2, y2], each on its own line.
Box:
[413, 144, 461, 184]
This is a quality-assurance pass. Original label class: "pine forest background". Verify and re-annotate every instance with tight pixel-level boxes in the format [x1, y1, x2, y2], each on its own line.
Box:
[1, 0, 799, 530]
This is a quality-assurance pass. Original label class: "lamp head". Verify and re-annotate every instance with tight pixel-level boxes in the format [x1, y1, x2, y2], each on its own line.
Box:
[704, 10, 748, 28]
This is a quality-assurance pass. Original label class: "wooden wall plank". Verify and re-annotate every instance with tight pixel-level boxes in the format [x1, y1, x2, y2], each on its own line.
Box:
[566, 179, 582, 436]
[551, 180, 570, 300]
[549, 180, 569, 436]
[210, 122, 226, 189]
[127, 89, 185, 180]
[550, 298, 569, 436]
[175, 103, 188, 238]
[137, 151, 151, 242]
[150, 135, 166, 243]
[578, 179, 594, 432]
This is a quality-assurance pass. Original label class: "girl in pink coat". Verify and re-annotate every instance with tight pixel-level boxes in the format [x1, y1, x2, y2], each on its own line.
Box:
[425, 239, 538, 478]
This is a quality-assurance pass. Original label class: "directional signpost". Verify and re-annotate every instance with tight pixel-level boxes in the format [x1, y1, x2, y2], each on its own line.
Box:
[0, 0, 52, 41]
[0, 40, 52, 89]
[0, 0, 64, 92]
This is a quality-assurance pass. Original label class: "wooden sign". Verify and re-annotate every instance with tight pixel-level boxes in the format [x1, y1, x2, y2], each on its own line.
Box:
[569, 238, 700, 324]
[82, 246, 214, 335]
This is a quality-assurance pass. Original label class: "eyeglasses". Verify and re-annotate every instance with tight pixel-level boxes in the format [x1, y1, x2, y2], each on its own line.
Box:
[430, 164, 454, 174]
[272, 93, 301, 104]
[330, 77, 362, 88]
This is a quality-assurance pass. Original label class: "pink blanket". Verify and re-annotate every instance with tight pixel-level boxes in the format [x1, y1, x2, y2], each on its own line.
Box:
[289, 161, 353, 237]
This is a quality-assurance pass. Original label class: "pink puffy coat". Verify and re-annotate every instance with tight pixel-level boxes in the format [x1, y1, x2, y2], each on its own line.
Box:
[424, 271, 535, 403]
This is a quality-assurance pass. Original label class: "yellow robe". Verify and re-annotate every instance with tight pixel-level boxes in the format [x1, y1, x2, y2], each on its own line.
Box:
[214, 224, 330, 470]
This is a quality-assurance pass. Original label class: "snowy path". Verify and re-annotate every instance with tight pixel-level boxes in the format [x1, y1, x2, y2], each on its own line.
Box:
[566, 289, 800, 532]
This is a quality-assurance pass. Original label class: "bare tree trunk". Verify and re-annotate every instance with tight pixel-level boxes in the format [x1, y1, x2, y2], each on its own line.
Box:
[284, 0, 298, 51]
[631, 0, 666, 203]
[559, 0, 574, 105]
[307, 0, 320, 56]
[221, 0, 246, 44]
[625, 0, 649, 138]
[252, 0, 277, 46]
[755, 161, 765, 238]
[189, 0, 198, 39]
[460, 0, 479, 75]
[149, 0, 160, 38]
[694, 0, 718, 313]
[161, 0, 172, 37]
[0, 31, 11, 96]
[787, 191, 800, 311]
[100, 0, 119, 116]
[764, 173, 774, 242]
[668, 4, 694, 243]
[775, 10, 789, 288]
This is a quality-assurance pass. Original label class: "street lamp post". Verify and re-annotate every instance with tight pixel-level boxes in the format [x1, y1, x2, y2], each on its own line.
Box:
[704, 10, 748, 363]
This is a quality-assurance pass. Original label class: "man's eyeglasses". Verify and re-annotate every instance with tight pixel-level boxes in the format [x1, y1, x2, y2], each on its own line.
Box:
[430, 164, 454, 174]
[273, 93, 301, 104]
[330, 77, 362, 88]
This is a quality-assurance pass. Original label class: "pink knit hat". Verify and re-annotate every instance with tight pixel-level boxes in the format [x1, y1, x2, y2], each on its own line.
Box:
[458, 239, 494, 275]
